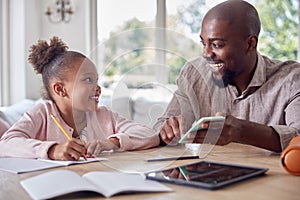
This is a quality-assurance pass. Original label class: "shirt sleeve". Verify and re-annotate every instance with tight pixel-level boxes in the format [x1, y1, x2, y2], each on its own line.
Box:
[152, 93, 182, 133]
[109, 111, 159, 151]
[152, 62, 196, 134]
[273, 83, 300, 150]
[0, 136, 57, 159]
[272, 125, 299, 151]
[0, 103, 58, 159]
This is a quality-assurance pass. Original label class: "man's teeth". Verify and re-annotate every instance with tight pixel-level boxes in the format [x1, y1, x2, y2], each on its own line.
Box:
[209, 63, 223, 68]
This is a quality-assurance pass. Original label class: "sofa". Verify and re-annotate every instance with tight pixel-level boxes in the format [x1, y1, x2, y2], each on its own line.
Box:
[100, 96, 170, 126]
[0, 99, 37, 137]
[99, 84, 176, 127]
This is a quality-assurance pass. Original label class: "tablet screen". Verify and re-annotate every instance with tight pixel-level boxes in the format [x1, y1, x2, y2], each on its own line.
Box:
[145, 161, 268, 190]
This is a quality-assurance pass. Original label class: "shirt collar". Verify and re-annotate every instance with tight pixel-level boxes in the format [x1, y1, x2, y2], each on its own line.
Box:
[247, 52, 266, 88]
[227, 53, 266, 99]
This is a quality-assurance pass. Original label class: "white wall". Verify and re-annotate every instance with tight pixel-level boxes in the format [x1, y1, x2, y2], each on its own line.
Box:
[40, 0, 90, 53]
[9, 0, 92, 103]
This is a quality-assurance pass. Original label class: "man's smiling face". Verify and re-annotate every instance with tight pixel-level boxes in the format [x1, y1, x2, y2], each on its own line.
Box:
[200, 18, 250, 87]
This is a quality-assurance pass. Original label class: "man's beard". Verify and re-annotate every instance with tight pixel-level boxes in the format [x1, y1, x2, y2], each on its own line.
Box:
[212, 68, 236, 88]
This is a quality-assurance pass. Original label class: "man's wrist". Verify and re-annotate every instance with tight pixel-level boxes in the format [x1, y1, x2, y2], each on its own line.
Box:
[158, 133, 167, 146]
[108, 137, 120, 149]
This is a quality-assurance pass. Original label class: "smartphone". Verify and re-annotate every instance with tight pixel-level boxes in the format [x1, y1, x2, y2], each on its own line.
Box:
[179, 116, 225, 143]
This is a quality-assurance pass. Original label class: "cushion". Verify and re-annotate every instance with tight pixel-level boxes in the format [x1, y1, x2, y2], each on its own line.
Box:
[132, 97, 168, 127]
[99, 96, 133, 120]
[0, 99, 36, 126]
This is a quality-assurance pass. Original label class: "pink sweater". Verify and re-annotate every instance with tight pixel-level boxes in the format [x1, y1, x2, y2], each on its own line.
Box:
[0, 118, 10, 137]
[0, 100, 159, 159]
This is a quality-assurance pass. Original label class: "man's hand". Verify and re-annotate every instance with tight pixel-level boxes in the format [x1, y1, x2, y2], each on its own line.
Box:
[188, 114, 281, 152]
[159, 115, 182, 145]
[186, 115, 236, 145]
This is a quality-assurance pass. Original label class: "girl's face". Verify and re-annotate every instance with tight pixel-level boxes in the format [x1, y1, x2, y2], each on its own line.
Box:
[65, 58, 100, 112]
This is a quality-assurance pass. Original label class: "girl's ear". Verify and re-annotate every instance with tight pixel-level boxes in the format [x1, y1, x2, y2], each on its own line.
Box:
[53, 82, 67, 97]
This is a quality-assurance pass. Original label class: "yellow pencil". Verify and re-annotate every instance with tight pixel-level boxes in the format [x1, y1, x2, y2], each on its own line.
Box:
[50, 114, 72, 140]
[50, 114, 87, 160]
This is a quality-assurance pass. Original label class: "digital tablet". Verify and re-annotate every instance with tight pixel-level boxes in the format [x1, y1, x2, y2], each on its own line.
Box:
[179, 116, 225, 143]
[145, 161, 268, 190]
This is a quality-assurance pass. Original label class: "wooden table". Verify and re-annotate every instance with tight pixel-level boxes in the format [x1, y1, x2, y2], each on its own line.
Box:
[0, 143, 299, 200]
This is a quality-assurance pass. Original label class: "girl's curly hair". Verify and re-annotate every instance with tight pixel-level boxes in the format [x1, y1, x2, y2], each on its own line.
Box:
[28, 36, 68, 74]
[28, 36, 85, 100]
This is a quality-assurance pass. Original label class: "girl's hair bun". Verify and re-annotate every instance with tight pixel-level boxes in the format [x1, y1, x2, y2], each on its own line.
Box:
[28, 36, 68, 74]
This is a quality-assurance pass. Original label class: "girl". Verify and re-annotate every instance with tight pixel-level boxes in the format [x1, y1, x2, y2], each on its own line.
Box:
[0, 36, 159, 160]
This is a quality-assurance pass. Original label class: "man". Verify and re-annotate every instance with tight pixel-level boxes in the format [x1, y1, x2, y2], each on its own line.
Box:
[153, 0, 300, 152]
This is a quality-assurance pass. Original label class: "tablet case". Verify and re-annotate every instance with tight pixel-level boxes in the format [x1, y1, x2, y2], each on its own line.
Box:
[145, 160, 268, 190]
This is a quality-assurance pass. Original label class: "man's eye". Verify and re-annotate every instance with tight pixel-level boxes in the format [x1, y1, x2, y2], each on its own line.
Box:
[200, 40, 206, 46]
[212, 43, 224, 48]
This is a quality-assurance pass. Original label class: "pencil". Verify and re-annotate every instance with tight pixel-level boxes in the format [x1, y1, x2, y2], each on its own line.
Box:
[50, 114, 71, 140]
[50, 114, 87, 160]
[147, 155, 199, 162]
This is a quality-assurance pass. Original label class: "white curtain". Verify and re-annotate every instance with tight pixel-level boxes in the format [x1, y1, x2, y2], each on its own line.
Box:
[87, 0, 98, 68]
[0, 0, 11, 106]
[0, 0, 27, 106]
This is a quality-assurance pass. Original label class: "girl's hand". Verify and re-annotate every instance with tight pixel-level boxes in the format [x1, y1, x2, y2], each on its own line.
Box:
[86, 138, 120, 157]
[47, 139, 87, 160]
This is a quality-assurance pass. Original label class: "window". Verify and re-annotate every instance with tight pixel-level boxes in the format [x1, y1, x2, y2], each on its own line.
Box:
[96, 0, 203, 100]
[95, 0, 299, 101]
[97, 0, 157, 90]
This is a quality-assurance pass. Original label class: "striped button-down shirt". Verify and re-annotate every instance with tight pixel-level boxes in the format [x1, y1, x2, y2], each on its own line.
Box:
[154, 53, 300, 150]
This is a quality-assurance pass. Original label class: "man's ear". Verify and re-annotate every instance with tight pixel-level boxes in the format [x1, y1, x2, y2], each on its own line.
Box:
[53, 82, 67, 97]
[247, 35, 258, 51]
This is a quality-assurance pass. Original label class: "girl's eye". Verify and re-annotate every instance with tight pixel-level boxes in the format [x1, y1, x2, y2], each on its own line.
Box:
[82, 76, 99, 84]
[84, 77, 93, 83]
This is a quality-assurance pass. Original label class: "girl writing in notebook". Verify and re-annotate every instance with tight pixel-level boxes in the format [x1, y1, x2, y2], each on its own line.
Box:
[0, 36, 159, 160]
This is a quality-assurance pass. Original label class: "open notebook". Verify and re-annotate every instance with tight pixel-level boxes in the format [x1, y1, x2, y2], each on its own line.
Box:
[21, 170, 172, 199]
[0, 157, 107, 174]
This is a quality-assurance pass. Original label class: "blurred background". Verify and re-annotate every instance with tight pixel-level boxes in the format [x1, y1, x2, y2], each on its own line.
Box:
[0, 0, 299, 106]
